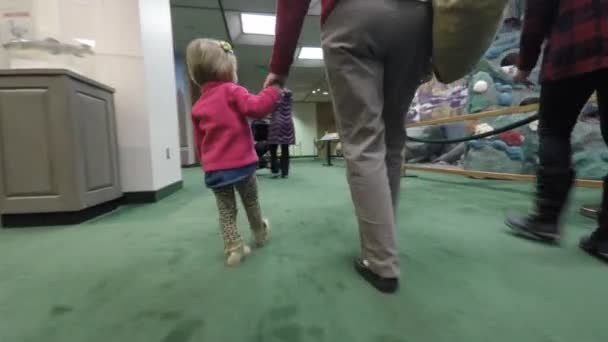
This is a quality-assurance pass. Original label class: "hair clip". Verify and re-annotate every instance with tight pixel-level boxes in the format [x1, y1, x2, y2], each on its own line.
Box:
[219, 41, 233, 54]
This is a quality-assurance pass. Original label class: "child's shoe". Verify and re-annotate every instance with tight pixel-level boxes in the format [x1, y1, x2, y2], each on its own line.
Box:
[254, 219, 271, 247]
[225, 244, 251, 267]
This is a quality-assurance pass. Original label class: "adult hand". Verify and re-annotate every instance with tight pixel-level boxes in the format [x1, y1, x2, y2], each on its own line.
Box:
[513, 69, 533, 87]
[263, 73, 287, 88]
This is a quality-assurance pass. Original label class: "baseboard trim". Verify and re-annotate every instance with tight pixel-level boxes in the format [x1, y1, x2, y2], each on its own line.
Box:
[1, 181, 184, 228]
[291, 155, 319, 159]
[1, 199, 120, 228]
[122, 180, 183, 204]
[157, 180, 184, 201]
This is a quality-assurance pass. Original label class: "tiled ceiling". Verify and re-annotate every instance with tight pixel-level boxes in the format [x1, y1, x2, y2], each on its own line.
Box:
[170, 0, 330, 102]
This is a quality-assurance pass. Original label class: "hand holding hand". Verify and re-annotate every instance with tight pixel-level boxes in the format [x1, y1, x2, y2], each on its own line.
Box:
[513, 69, 533, 87]
[263, 73, 287, 89]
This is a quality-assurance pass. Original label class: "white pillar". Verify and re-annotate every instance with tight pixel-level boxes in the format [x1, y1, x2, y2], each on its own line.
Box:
[137, 0, 183, 188]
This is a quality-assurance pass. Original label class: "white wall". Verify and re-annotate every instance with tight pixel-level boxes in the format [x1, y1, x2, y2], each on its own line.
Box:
[62, 0, 158, 192]
[3, 0, 182, 192]
[34, 0, 61, 38]
[292, 102, 318, 156]
[91, 0, 158, 192]
[0, 0, 36, 67]
[27, 0, 156, 192]
[138, 0, 182, 189]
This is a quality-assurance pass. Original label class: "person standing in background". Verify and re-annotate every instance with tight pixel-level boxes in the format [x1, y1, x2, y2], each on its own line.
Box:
[265, 0, 432, 293]
[252, 119, 271, 169]
[506, 0, 608, 260]
[268, 89, 296, 178]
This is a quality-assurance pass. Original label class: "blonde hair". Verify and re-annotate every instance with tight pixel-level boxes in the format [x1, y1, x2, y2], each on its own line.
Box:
[186, 38, 238, 86]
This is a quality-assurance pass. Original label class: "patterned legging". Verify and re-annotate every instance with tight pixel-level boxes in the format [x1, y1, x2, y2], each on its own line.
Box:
[212, 175, 265, 253]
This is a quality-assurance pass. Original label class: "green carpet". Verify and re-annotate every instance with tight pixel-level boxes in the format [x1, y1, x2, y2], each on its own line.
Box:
[1, 160, 607, 342]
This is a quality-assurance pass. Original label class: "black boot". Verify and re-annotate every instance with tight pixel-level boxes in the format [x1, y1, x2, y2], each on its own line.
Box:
[354, 258, 399, 294]
[280, 144, 290, 178]
[506, 168, 575, 243]
[579, 231, 608, 259]
[580, 176, 608, 259]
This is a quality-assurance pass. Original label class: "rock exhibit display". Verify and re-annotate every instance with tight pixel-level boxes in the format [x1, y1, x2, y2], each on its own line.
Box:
[406, 0, 607, 179]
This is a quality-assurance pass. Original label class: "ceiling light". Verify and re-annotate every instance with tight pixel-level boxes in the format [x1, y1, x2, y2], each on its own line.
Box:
[323, 92, 329, 95]
[299, 47, 323, 60]
[241, 13, 276, 35]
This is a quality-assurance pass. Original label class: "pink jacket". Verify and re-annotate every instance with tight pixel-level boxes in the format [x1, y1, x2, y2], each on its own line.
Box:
[192, 81, 280, 172]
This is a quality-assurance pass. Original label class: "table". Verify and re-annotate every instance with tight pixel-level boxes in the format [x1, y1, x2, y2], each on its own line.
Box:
[320, 133, 340, 167]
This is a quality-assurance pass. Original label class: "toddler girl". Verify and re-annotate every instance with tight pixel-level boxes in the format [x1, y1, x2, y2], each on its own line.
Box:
[186, 38, 281, 266]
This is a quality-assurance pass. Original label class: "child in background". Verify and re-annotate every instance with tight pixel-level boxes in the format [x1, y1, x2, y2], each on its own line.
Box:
[268, 89, 296, 178]
[186, 39, 281, 266]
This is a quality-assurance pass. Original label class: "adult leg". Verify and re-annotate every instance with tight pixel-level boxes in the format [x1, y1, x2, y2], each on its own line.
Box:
[322, 12, 396, 283]
[321, 0, 431, 291]
[213, 186, 249, 266]
[383, 5, 432, 213]
[323, 50, 397, 280]
[269, 144, 279, 175]
[280, 144, 290, 177]
[506, 73, 595, 242]
[235, 175, 269, 246]
[580, 69, 608, 258]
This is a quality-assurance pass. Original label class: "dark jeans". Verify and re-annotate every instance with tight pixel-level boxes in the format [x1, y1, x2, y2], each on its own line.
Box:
[538, 68, 608, 230]
[538, 69, 608, 170]
[270, 144, 290, 176]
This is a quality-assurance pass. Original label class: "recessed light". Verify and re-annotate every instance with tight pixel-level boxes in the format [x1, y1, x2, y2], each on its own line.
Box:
[298, 47, 323, 60]
[323, 92, 329, 95]
[241, 13, 276, 36]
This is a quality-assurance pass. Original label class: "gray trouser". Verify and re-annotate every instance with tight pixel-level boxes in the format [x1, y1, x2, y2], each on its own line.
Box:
[321, 0, 432, 278]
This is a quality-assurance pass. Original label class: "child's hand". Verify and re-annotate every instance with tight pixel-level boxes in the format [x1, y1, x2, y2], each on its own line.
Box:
[264, 73, 287, 88]
[513, 69, 534, 88]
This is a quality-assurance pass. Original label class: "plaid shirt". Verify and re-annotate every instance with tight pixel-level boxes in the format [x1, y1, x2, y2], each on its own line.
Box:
[518, 0, 608, 82]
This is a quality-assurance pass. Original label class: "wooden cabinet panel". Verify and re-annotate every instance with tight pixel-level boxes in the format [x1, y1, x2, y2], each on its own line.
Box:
[76, 92, 114, 192]
[0, 88, 56, 197]
[0, 69, 122, 218]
